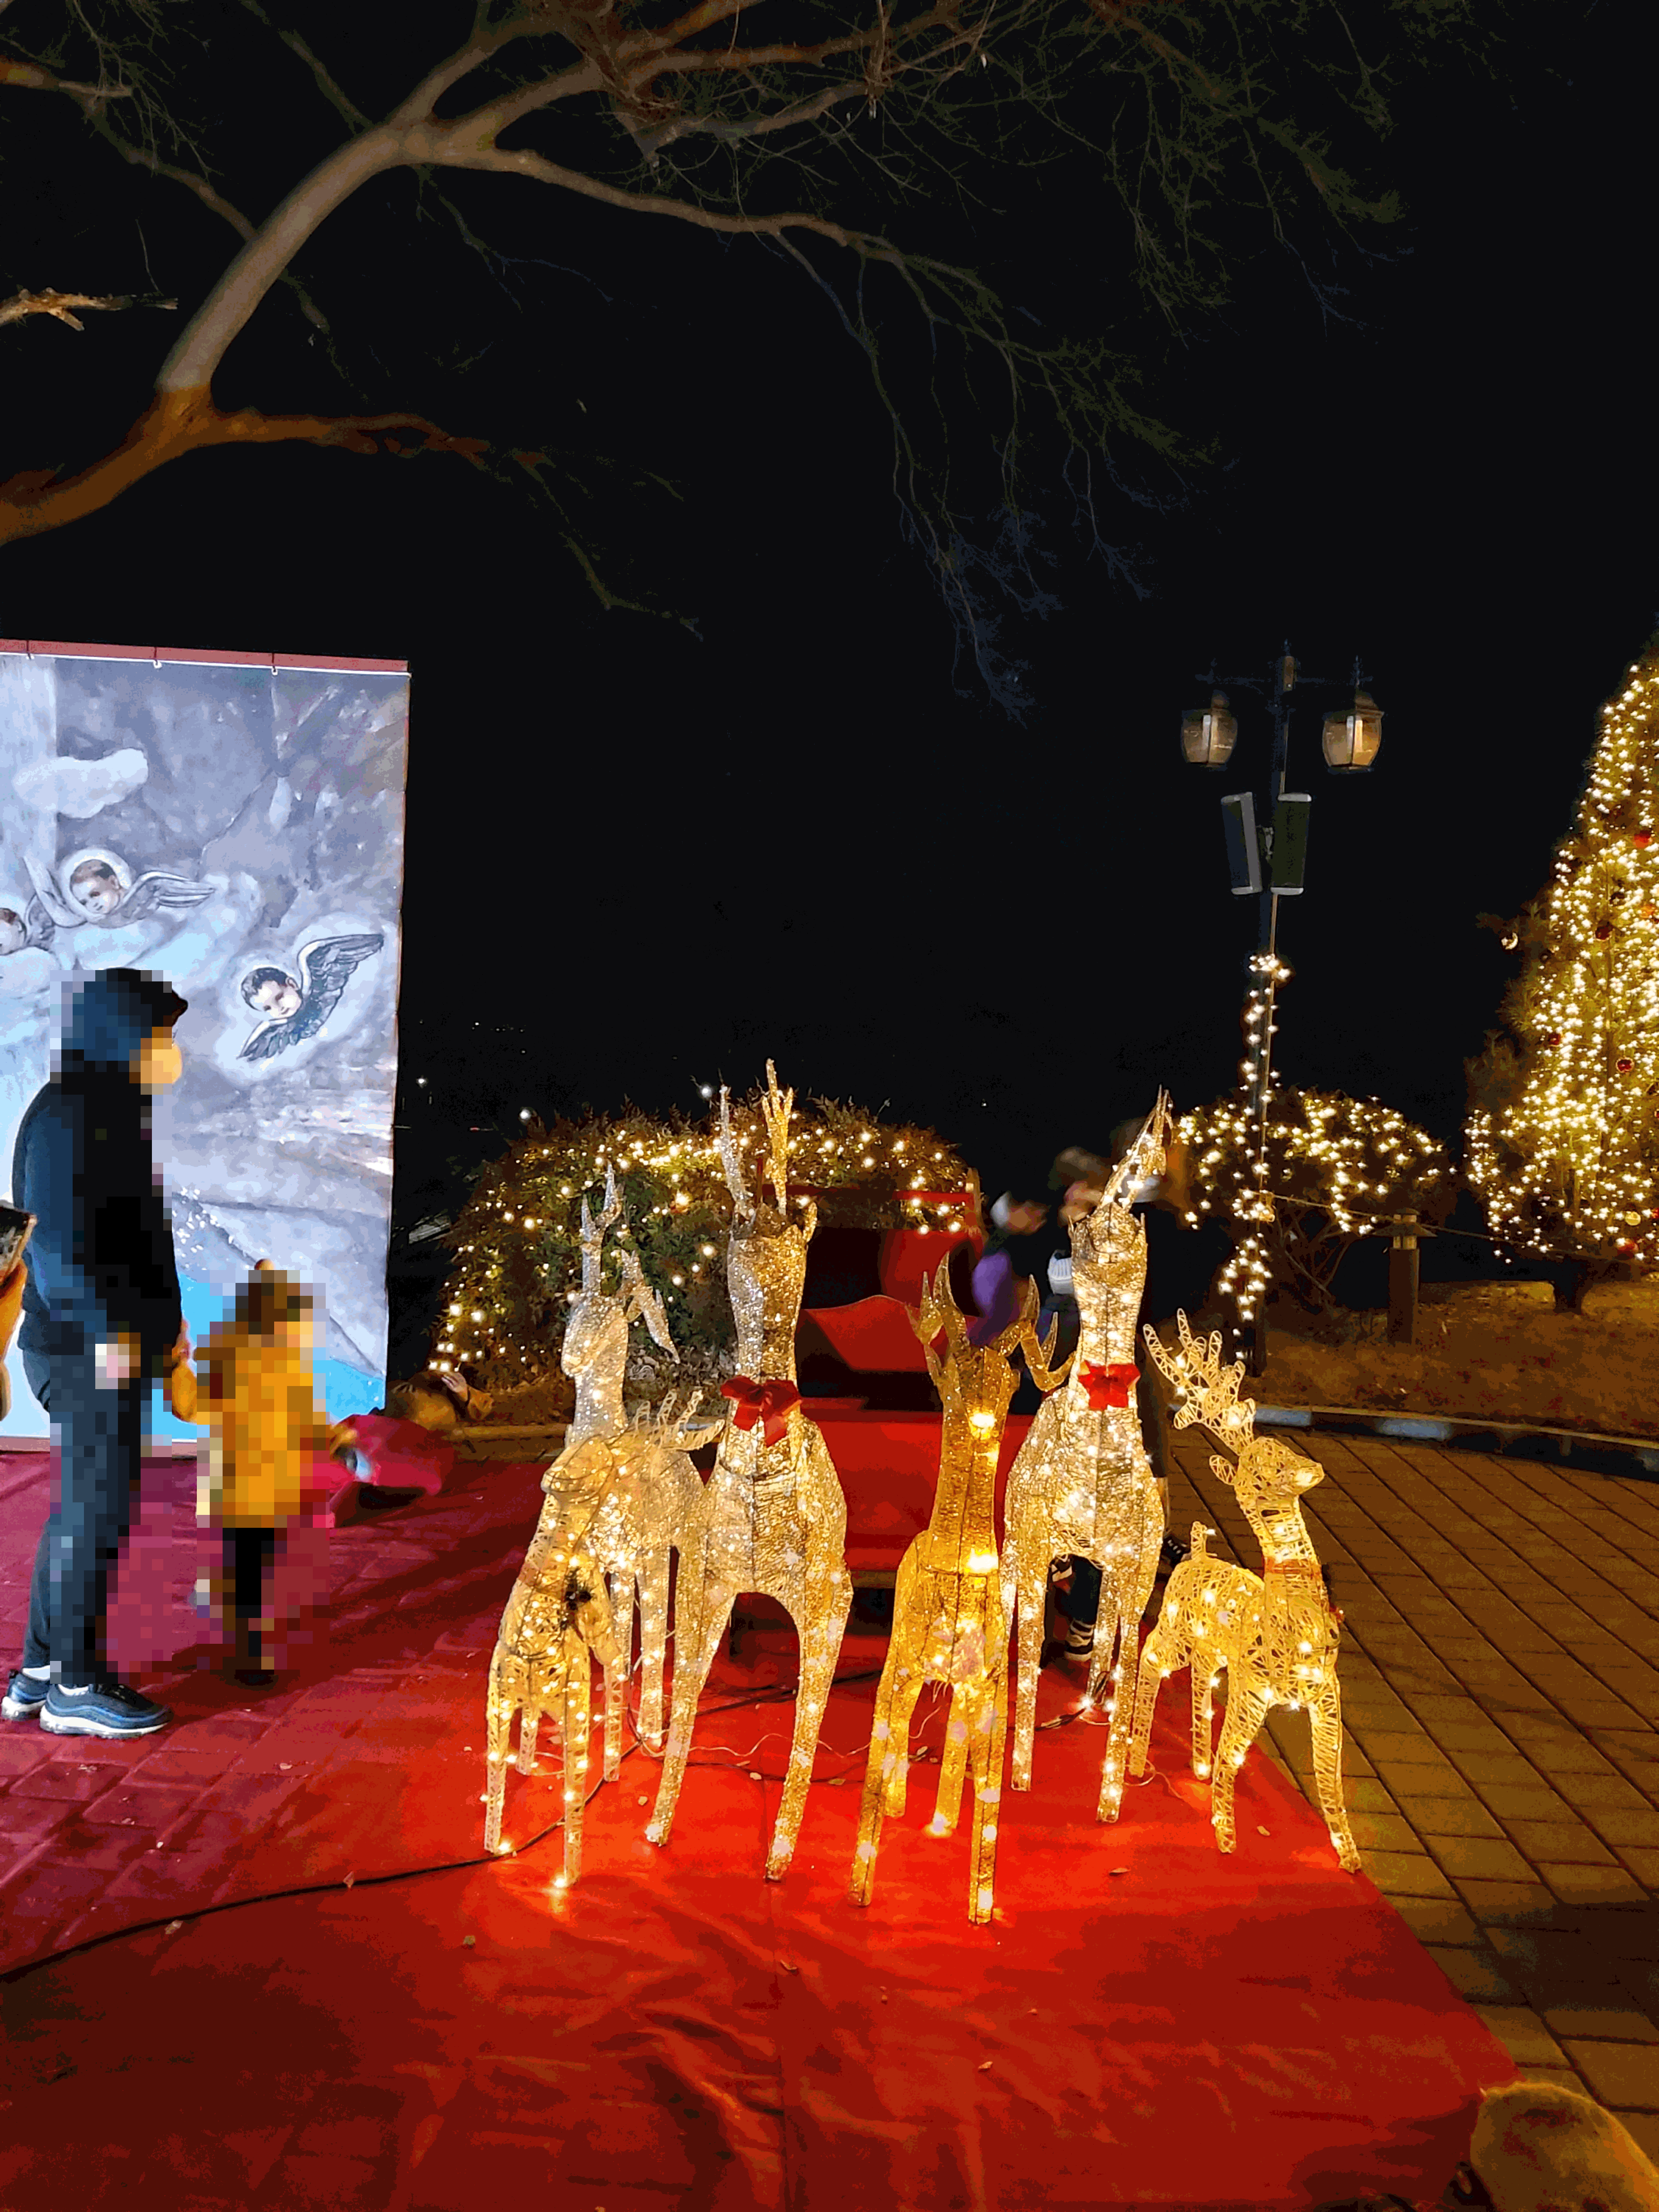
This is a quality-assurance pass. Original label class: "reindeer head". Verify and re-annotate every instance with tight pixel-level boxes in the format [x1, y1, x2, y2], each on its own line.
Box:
[1143, 1308, 1327, 1512]
[914, 1254, 1062, 1422]
[561, 1558, 625, 1677]
[1101, 1088, 1174, 1210]
[564, 1167, 676, 1388]
[578, 1163, 623, 1293]
[722, 1061, 815, 1378]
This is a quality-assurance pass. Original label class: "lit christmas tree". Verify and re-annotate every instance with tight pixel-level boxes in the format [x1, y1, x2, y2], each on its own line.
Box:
[1465, 634, 1659, 1309]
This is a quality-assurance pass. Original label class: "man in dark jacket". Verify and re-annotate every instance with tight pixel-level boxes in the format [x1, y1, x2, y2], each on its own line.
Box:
[1, 969, 189, 1739]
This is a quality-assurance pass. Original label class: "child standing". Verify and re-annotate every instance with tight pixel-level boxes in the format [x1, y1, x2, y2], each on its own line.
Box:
[169, 1259, 355, 1686]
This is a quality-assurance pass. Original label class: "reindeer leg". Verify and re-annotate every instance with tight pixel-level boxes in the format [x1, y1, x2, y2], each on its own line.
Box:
[1190, 1637, 1217, 1780]
[603, 1567, 633, 1784]
[646, 1575, 733, 1851]
[483, 1645, 515, 1855]
[965, 1677, 1008, 1927]
[1308, 1687, 1362, 1872]
[850, 1641, 910, 1909]
[1009, 1551, 1046, 1795]
[1209, 1668, 1271, 1858]
[766, 1577, 852, 1881]
[1097, 1608, 1145, 1825]
[636, 1546, 671, 1750]
[560, 1642, 592, 1888]
[1124, 1616, 1174, 1789]
[934, 1682, 971, 1835]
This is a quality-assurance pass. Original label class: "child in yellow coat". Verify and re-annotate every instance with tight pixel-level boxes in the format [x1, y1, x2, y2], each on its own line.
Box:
[169, 1259, 356, 1684]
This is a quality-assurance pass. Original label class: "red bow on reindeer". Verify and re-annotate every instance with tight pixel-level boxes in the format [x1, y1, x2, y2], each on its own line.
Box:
[721, 1377, 803, 1446]
[1081, 1361, 1140, 1411]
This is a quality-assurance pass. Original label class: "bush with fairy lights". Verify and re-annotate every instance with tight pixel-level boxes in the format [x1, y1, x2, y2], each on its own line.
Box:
[426, 1089, 974, 1415]
[1176, 1087, 1455, 1332]
[1465, 632, 1659, 1310]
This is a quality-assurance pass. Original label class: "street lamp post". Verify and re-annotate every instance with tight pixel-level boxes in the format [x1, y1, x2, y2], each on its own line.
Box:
[1180, 643, 1384, 1375]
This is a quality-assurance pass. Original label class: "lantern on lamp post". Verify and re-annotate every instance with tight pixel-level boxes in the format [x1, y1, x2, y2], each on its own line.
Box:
[1322, 690, 1385, 772]
[1180, 691, 1238, 768]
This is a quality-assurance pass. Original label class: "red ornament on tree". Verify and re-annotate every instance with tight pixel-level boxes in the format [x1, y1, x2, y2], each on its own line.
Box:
[1617, 1239, 1638, 1257]
[1618, 1058, 1635, 1073]
[1636, 830, 1654, 848]
[1596, 920, 1614, 940]
[1546, 1031, 1563, 1047]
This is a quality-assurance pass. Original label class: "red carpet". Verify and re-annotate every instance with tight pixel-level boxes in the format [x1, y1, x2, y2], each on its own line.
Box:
[0, 1448, 1515, 2210]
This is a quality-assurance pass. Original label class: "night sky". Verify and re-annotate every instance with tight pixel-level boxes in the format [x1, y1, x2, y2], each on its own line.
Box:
[3, 2, 1646, 1283]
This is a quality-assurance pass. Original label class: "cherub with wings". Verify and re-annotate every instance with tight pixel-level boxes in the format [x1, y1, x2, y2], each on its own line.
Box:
[24, 849, 216, 934]
[237, 933, 385, 1063]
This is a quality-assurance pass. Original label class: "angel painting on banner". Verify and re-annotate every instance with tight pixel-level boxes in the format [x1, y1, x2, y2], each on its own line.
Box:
[237, 933, 385, 1063]
[23, 848, 216, 940]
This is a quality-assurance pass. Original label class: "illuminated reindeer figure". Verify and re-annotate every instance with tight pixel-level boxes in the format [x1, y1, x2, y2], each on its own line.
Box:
[483, 1461, 624, 1888]
[850, 1255, 1066, 1926]
[1122, 1313, 1361, 1872]
[647, 1063, 853, 1880]
[543, 1166, 708, 1771]
[1002, 1092, 1170, 1818]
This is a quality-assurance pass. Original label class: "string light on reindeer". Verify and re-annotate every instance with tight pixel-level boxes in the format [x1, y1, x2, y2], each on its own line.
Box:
[1001, 1093, 1170, 1818]
[849, 1255, 1067, 1925]
[646, 1064, 855, 1881]
[1119, 1313, 1360, 1873]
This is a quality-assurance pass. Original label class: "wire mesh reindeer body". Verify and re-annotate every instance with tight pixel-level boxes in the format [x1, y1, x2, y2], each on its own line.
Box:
[647, 1065, 853, 1880]
[1124, 1313, 1361, 1871]
[1002, 1092, 1170, 1817]
[539, 1166, 706, 1772]
[484, 1455, 624, 1887]
[850, 1256, 1065, 1925]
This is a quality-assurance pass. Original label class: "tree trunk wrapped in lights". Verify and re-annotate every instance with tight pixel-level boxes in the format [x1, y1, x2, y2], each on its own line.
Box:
[1466, 635, 1659, 1310]
[1176, 1084, 1454, 1341]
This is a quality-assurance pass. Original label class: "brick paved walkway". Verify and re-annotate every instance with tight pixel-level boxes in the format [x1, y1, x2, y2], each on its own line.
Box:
[1168, 1427, 1659, 2167]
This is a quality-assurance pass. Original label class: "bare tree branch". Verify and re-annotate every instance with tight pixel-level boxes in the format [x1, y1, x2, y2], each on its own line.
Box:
[79, 103, 332, 333]
[0, 388, 485, 545]
[0, 52, 130, 96]
[0, 285, 174, 331]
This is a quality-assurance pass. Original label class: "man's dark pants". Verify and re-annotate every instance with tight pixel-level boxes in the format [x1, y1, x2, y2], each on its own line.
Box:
[19, 1345, 147, 1690]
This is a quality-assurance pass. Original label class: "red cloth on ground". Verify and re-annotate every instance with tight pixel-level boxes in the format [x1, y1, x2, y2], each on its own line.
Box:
[0, 1450, 1516, 2210]
[343, 1411, 455, 1494]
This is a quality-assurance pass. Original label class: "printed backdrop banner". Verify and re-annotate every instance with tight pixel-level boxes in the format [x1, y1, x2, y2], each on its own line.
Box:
[0, 642, 409, 1437]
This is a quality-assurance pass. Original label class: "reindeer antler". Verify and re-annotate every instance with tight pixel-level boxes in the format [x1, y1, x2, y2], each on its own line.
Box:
[758, 1058, 794, 1213]
[1101, 1089, 1174, 1212]
[578, 1163, 623, 1293]
[1141, 1308, 1256, 1453]
[912, 1256, 966, 1390]
[617, 1244, 679, 1361]
[1015, 1279, 1072, 1393]
[717, 1085, 755, 1225]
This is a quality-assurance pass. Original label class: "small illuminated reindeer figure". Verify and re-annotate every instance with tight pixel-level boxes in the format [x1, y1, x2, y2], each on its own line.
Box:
[1122, 1313, 1360, 1872]
[483, 1464, 624, 1888]
[849, 1255, 1066, 1925]
[546, 1166, 707, 1771]
[1002, 1091, 1170, 1818]
[647, 1064, 853, 1881]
